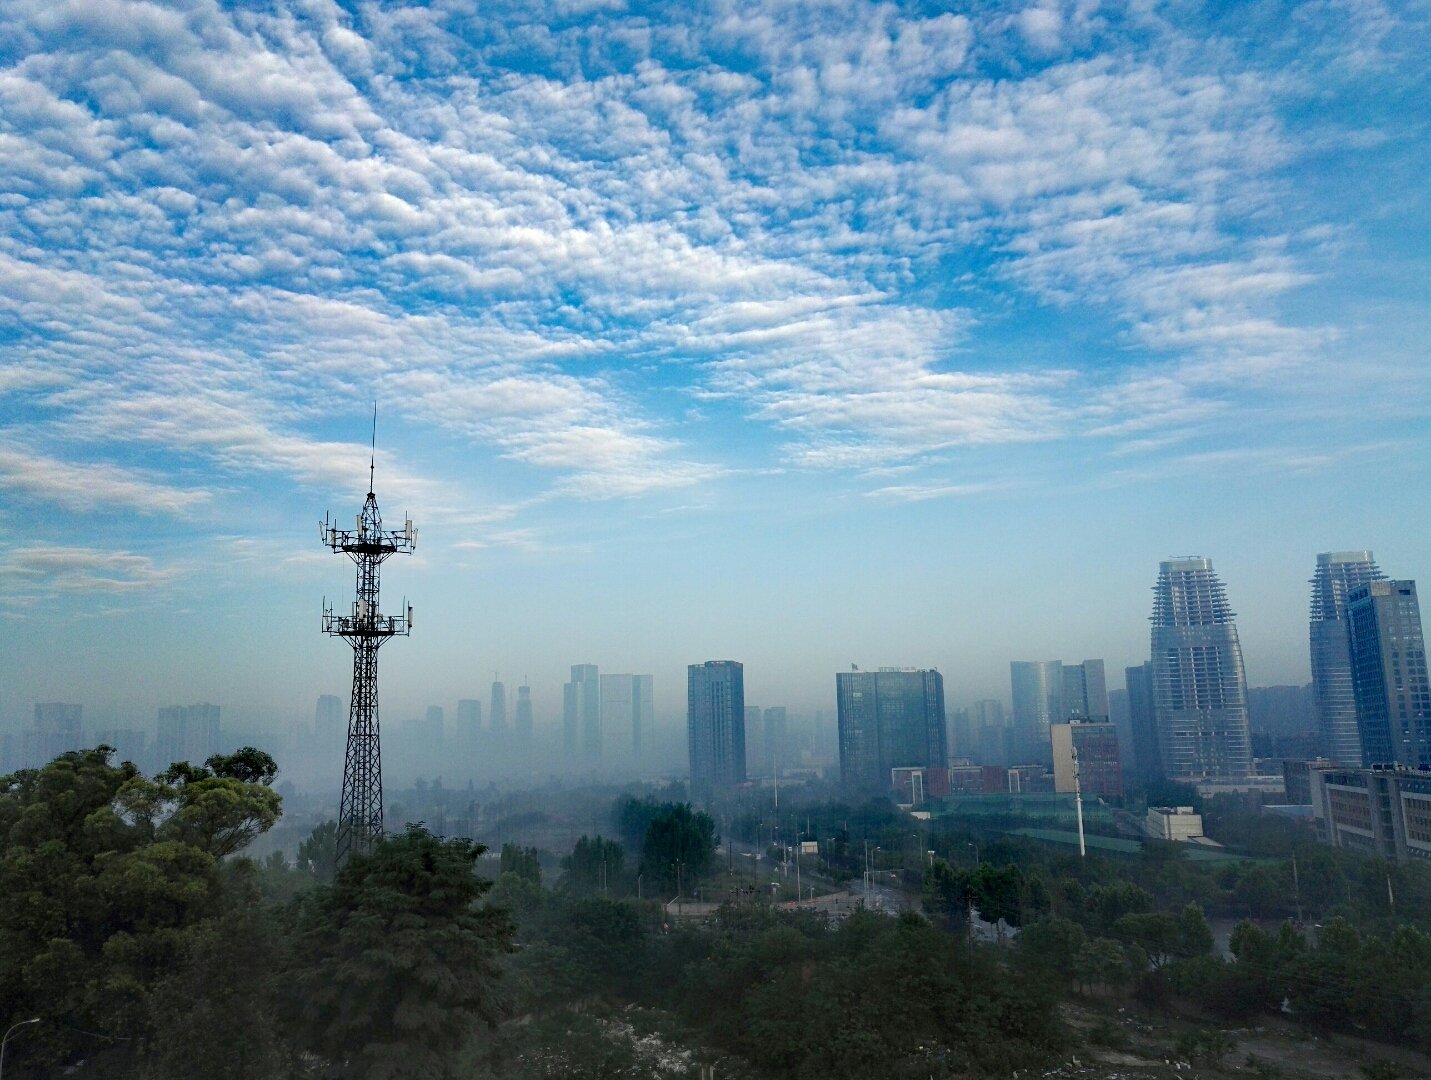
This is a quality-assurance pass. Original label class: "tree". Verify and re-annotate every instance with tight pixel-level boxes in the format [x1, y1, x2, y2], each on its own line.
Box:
[500, 843, 543, 885]
[921, 857, 971, 931]
[972, 863, 1025, 934]
[0, 746, 281, 1075]
[561, 835, 623, 893]
[639, 804, 716, 892]
[282, 824, 515, 1079]
[296, 820, 338, 885]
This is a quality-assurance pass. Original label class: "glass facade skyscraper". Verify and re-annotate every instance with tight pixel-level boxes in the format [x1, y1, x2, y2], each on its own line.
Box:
[1009, 660, 1061, 766]
[836, 667, 946, 790]
[688, 660, 746, 794]
[1348, 580, 1430, 768]
[1150, 557, 1252, 779]
[1309, 551, 1384, 765]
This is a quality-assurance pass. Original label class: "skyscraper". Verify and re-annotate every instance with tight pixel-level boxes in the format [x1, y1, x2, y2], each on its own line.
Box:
[564, 664, 600, 761]
[763, 707, 788, 776]
[599, 673, 652, 763]
[1061, 660, 1109, 723]
[30, 703, 83, 767]
[1150, 557, 1252, 779]
[972, 699, 1012, 766]
[688, 661, 746, 794]
[836, 667, 947, 791]
[489, 680, 508, 734]
[315, 694, 344, 743]
[456, 698, 483, 737]
[1125, 661, 1160, 782]
[1347, 580, 1430, 768]
[1010, 660, 1061, 765]
[514, 684, 534, 745]
[1310, 551, 1385, 765]
[155, 703, 221, 769]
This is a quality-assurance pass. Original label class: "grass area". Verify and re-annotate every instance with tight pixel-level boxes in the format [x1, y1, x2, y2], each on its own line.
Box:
[1008, 828, 1255, 863]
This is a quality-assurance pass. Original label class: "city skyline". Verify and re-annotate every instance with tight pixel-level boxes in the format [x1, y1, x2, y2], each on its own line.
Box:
[3, 1, 1429, 727]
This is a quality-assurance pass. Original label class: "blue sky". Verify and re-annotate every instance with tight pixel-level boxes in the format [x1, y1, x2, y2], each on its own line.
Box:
[1, 0, 1428, 736]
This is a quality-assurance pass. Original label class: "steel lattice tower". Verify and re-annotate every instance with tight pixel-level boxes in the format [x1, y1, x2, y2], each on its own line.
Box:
[321, 440, 416, 867]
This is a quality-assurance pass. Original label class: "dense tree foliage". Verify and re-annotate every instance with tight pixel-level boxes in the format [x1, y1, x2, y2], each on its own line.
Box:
[282, 825, 515, 1079]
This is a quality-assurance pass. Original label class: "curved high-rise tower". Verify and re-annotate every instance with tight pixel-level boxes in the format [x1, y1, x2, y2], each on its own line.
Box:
[1150, 557, 1252, 779]
[1309, 551, 1383, 765]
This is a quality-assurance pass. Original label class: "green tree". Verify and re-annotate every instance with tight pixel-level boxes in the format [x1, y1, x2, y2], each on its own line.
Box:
[921, 857, 971, 930]
[972, 863, 1025, 933]
[282, 824, 515, 1079]
[0, 747, 281, 1075]
[500, 842, 543, 885]
[640, 804, 716, 892]
[296, 819, 338, 885]
[561, 835, 623, 893]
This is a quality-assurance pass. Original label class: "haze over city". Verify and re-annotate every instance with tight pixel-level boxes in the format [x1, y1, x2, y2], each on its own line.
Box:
[3, 0, 1428, 744]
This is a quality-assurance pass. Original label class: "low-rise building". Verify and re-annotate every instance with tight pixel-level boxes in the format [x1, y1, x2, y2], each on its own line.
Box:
[1309, 765, 1431, 863]
[1146, 805, 1204, 842]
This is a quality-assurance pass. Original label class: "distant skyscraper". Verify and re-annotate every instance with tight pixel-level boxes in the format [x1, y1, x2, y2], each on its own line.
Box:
[456, 698, 482, 737]
[564, 664, 600, 760]
[688, 661, 746, 794]
[599, 674, 651, 762]
[489, 680, 508, 735]
[972, 699, 1011, 766]
[1150, 557, 1252, 779]
[1061, 660, 1109, 723]
[514, 684, 533, 745]
[836, 668, 947, 791]
[1310, 551, 1385, 765]
[1347, 580, 1430, 768]
[763, 707, 787, 776]
[425, 705, 445, 743]
[1125, 661, 1160, 781]
[315, 694, 344, 742]
[1010, 661, 1062, 765]
[31, 703, 83, 766]
[155, 703, 220, 769]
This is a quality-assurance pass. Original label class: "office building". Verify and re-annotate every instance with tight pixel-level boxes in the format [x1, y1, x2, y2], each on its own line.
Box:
[424, 705, 445, 744]
[1310, 765, 1431, 863]
[514, 684, 533, 745]
[1310, 551, 1385, 765]
[93, 728, 146, 767]
[600, 674, 652, 760]
[836, 667, 947, 791]
[1061, 660, 1109, 722]
[1347, 580, 1430, 768]
[564, 664, 601, 760]
[972, 699, 1012, 766]
[1146, 806, 1204, 842]
[489, 680, 508, 735]
[1010, 661, 1061, 765]
[1125, 662, 1160, 781]
[1150, 557, 1252, 779]
[1050, 721, 1124, 798]
[688, 661, 746, 793]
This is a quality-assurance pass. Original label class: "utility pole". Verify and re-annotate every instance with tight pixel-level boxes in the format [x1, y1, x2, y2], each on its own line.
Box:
[1072, 745, 1087, 858]
[321, 408, 416, 868]
[1292, 853, 1303, 924]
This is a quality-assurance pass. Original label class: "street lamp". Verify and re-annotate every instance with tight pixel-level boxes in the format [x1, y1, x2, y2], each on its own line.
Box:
[1, 1018, 40, 1080]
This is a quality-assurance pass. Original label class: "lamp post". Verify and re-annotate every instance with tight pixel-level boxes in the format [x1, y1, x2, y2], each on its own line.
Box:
[1, 1018, 40, 1080]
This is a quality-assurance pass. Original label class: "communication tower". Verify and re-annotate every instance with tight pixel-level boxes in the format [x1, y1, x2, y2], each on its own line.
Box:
[321, 419, 416, 866]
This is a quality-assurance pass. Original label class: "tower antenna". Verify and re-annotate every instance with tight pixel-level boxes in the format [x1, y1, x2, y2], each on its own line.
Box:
[320, 418, 417, 867]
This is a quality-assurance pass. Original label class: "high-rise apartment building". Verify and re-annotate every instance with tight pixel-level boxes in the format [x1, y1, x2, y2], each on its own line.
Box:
[424, 705, 445, 744]
[688, 661, 746, 794]
[564, 664, 601, 761]
[972, 699, 1012, 766]
[836, 668, 947, 791]
[489, 680, 508, 734]
[1310, 551, 1385, 765]
[1347, 580, 1430, 768]
[600, 674, 652, 761]
[1010, 661, 1061, 765]
[1149, 557, 1252, 779]
[30, 702, 83, 766]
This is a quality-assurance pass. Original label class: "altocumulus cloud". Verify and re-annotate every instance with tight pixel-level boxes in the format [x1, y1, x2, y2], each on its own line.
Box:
[0, 0, 1421, 592]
